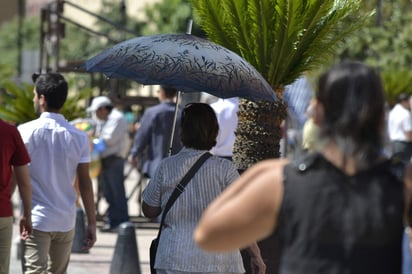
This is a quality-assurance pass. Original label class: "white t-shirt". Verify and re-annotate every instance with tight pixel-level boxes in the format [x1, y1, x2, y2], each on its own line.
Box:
[388, 103, 412, 142]
[210, 98, 239, 157]
[18, 112, 90, 232]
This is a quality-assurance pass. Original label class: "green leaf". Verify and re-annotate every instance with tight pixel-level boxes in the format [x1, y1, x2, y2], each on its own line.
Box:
[191, 0, 369, 90]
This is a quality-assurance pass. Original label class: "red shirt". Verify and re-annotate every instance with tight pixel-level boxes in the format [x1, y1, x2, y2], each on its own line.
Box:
[0, 120, 30, 216]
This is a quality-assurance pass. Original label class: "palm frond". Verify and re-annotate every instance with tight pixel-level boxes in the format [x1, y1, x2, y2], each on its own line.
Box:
[221, 1, 251, 56]
[246, 0, 273, 72]
[192, 0, 370, 89]
[0, 81, 36, 124]
[191, 1, 232, 48]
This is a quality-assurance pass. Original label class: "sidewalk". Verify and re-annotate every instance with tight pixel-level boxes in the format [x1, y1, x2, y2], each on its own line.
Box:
[10, 165, 158, 274]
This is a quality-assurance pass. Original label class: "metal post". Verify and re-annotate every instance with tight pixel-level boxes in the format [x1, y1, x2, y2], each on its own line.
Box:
[17, 0, 25, 77]
[376, 0, 382, 27]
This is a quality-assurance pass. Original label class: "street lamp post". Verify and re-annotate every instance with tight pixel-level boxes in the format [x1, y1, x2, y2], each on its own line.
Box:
[376, 0, 382, 27]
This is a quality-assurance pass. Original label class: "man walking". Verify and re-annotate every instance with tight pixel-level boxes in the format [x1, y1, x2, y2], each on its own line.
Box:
[0, 119, 32, 274]
[18, 73, 96, 273]
[88, 96, 129, 232]
[129, 85, 182, 179]
[388, 93, 412, 162]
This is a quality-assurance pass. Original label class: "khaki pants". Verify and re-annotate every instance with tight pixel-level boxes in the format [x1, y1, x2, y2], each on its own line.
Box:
[23, 229, 74, 274]
[0, 217, 13, 274]
[157, 271, 244, 274]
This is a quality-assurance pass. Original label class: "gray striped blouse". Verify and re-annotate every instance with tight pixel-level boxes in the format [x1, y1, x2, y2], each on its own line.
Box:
[142, 147, 245, 273]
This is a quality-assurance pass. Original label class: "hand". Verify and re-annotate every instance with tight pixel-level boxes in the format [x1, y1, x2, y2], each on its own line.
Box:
[20, 216, 32, 240]
[128, 155, 138, 167]
[250, 253, 266, 274]
[83, 224, 97, 251]
[247, 242, 266, 274]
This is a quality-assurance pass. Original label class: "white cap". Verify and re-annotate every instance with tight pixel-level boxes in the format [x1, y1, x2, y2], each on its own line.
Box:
[87, 96, 112, 112]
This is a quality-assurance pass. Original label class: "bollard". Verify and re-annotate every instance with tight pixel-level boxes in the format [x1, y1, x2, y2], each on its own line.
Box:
[14, 236, 22, 260]
[71, 207, 88, 253]
[110, 222, 141, 274]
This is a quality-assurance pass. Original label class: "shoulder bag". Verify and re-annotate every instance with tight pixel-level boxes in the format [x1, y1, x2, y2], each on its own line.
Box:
[150, 152, 212, 274]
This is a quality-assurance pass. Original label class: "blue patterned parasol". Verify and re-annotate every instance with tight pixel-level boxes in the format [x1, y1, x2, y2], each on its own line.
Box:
[82, 33, 277, 103]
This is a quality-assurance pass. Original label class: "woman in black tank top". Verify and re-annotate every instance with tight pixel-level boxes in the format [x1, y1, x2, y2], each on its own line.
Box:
[194, 61, 412, 274]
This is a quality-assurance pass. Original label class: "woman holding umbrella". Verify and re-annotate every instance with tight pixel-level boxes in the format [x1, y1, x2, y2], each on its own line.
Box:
[195, 61, 412, 274]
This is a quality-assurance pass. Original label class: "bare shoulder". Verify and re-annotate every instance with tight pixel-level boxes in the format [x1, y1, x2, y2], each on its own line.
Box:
[246, 158, 290, 193]
[249, 158, 290, 177]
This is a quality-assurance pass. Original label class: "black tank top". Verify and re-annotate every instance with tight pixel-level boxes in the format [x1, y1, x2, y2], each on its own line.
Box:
[276, 153, 404, 274]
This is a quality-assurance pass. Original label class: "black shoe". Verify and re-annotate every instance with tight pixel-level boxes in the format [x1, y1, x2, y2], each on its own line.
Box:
[99, 224, 118, 233]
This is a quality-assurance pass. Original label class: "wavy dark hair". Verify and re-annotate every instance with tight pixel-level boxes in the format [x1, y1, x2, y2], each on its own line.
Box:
[32, 73, 68, 110]
[316, 61, 385, 169]
[180, 103, 218, 150]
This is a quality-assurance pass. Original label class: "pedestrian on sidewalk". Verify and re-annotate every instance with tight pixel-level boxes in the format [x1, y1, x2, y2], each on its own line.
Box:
[18, 73, 96, 273]
[388, 93, 412, 162]
[0, 119, 32, 274]
[88, 96, 129, 232]
[129, 85, 182, 179]
[142, 103, 265, 274]
[195, 61, 411, 274]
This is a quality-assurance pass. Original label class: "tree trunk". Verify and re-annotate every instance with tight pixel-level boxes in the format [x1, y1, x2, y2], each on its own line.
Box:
[233, 97, 287, 274]
[233, 98, 287, 170]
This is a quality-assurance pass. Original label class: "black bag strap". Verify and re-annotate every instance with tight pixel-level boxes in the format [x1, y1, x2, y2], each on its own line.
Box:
[155, 152, 212, 239]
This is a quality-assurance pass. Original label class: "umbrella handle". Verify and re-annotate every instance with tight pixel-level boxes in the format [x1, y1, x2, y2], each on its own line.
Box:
[186, 19, 193, 35]
[168, 91, 181, 157]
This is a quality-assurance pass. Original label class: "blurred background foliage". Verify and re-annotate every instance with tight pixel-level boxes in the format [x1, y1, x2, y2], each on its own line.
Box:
[0, 0, 411, 122]
[0, 78, 93, 124]
[337, 0, 412, 105]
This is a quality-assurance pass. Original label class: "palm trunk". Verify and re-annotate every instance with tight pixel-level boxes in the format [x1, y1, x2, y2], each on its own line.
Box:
[233, 94, 287, 274]
[233, 98, 287, 170]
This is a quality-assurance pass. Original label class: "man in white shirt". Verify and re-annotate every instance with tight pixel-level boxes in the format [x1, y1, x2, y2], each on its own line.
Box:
[388, 93, 412, 162]
[88, 96, 129, 232]
[18, 73, 96, 273]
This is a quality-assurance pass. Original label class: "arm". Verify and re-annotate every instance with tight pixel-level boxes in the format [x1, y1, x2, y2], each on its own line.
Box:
[77, 163, 97, 251]
[194, 158, 288, 252]
[142, 201, 161, 218]
[13, 165, 32, 240]
[100, 116, 128, 146]
[141, 159, 163, 218]
[129, 111, 152, 160]
[245, 242, 266, 274]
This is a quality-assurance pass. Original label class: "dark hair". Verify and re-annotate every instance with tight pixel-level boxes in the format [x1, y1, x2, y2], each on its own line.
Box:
[160, 85, 178, 98]
[398, 93, 410, 102]
[180, 103, 219, 150]
[316, 61, 385, 168]
[32, 73, 68, 110]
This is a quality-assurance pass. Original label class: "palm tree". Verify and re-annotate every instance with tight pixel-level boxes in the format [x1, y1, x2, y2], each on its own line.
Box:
[191, 1, 369, 273]
[192, 0, 368, 169]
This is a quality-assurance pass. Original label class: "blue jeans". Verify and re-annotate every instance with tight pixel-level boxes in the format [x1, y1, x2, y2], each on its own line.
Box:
[100, 156, 129, 227]
[403, 228, 412, 274]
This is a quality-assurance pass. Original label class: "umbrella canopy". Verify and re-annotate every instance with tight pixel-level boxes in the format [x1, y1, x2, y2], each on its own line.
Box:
[83, 33, 277, 103]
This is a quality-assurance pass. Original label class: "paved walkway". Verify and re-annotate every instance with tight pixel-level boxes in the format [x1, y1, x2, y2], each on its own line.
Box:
[10, 165, 158, 274]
